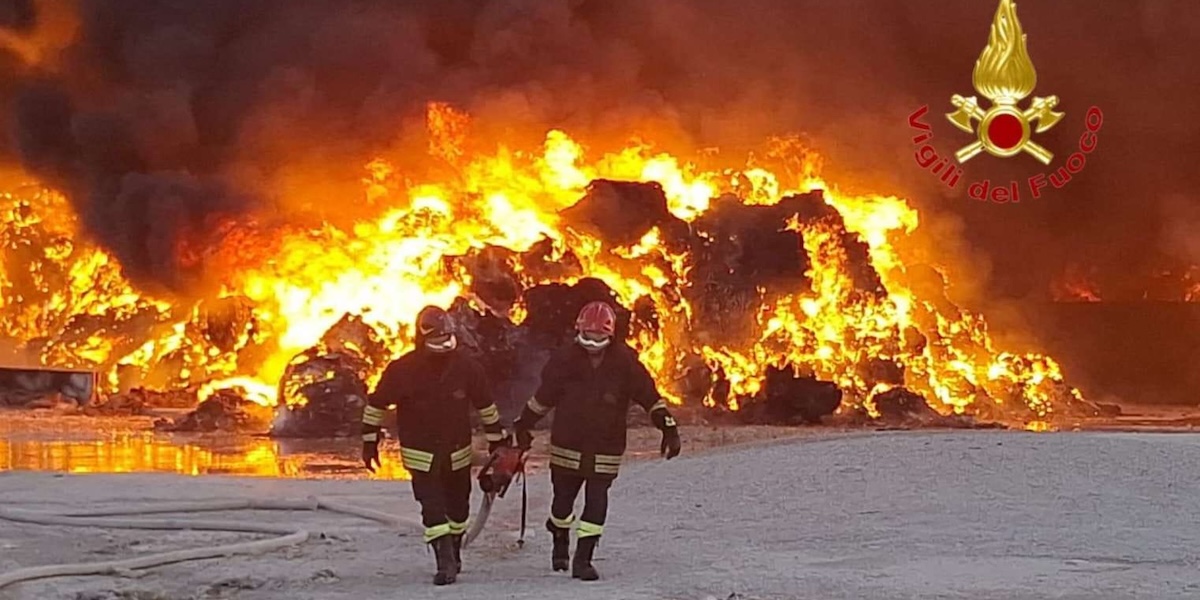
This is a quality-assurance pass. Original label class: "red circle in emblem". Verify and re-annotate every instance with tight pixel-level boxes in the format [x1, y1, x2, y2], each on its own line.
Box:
[986, 114, 1024, 150]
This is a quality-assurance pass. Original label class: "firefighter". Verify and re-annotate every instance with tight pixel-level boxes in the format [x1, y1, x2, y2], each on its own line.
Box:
[361, 305, 510, 586]
[513, 300, 682, 581]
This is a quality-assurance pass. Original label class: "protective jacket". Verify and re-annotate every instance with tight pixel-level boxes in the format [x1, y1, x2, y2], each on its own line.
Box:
[518, 342, 675, 478]
[362, 349, 505, 474]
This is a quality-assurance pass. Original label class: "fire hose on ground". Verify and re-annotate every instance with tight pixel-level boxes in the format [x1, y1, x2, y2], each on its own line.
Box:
[0, 497, 425, 591]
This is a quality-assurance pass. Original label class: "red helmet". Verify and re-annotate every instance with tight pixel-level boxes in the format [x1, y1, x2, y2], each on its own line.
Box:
[575, 301, 616, 336]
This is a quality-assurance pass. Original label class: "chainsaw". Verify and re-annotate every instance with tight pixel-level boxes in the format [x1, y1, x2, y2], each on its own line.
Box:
[462, 445, 528, 549]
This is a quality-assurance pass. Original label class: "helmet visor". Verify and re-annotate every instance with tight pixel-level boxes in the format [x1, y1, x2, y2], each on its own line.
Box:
[576, 332, 611, 351]
[424, 333, 457, 352]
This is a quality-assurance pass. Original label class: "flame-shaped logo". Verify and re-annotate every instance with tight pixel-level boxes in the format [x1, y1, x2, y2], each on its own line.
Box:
[973, 0, 1036, 103]
[946, 0, 1064, 165]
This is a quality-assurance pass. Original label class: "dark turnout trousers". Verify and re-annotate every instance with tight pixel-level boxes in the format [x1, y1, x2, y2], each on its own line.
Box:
[548, 466, 613, 537]
[409, 451, 473, 542]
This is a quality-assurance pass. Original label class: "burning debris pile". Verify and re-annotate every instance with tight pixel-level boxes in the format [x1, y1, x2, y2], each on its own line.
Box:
[88, 387, 195, 416]
[156, 389, 273, 433]
[268, 314, 383, 437]
[0, 104, 1099, 434]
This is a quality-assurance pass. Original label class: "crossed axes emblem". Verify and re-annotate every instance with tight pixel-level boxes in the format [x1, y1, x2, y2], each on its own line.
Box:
[946, 95, 1064, 165]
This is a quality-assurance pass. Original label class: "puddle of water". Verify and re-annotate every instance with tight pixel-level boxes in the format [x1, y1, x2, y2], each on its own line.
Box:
[0, 428, 413, 480]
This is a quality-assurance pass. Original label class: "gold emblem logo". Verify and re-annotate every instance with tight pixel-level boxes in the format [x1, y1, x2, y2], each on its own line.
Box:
[946, 0, 1064, 165]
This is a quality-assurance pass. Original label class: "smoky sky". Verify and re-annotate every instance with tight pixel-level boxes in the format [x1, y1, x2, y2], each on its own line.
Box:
[0, 0, 1198, 300]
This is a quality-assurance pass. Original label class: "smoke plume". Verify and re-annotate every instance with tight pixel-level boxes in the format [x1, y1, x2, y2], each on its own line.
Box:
[0, 0, 1198, 303]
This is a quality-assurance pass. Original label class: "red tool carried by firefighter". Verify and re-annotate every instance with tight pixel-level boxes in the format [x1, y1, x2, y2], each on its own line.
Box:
[462, 443, 529, 548]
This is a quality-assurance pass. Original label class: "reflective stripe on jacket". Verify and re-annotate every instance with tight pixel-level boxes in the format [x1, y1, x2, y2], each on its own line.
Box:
[525, 343, 672, 478]
[362, 348, 504, 469]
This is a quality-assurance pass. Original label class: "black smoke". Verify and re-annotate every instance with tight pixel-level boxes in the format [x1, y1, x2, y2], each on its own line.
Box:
[0, 0, 35, 31]
[0, 0, 1198, 305]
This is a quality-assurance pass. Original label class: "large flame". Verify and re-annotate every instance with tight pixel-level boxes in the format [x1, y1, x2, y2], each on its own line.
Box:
[973, 0, 1038, 103]
[0, 102, 1081, 422]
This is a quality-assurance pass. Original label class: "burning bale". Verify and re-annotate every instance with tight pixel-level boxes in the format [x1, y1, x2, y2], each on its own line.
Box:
[873, 387, 940, 422]
[761, 369, 844, 425]
[693, 194, 812, 288]
[560, 180, 692, 252]
[270, 314, 386, 438]
[516, 238, 586, 287]
[155, 389, 272, 433]
[448, 298, 523, 416]
[866, 387, 1002, 430]
[697, 365, 844, 426]
[271, 351, 370, 438]
[86, 387, 196, 416]
[33, 310, 169, 378]
[313, 313, 392, 372]
[450, 245, 526, 314]
[523, 278, 634, 345]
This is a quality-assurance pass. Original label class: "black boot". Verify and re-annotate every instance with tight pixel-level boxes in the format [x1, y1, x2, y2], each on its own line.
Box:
[432, 536, 458, 585]
[572, 536, 600, 581]
[451, 534, 463, 572]
[546, 519, 570, 572]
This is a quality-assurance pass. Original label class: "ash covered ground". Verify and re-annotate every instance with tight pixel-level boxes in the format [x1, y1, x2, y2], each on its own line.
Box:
[4, 430, 1200, 600]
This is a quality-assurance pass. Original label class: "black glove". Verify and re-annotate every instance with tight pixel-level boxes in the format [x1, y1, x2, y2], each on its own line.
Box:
[479, 472, 498, 494]
[515, 426, 533, 451]
[362, 440, 381, 473]
[660, 427, 680, 460]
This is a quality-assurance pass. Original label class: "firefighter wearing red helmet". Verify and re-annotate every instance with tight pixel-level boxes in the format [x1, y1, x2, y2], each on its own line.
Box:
[361, 305, 510, 586]
[513, 300, 682, 581]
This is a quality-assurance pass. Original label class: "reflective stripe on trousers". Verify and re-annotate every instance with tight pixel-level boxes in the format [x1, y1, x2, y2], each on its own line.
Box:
[400, 445, 473, 473]
[549, 445, 622, 475]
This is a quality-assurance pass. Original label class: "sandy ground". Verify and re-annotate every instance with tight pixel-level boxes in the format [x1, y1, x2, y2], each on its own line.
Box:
[4, 429, 1200, 600]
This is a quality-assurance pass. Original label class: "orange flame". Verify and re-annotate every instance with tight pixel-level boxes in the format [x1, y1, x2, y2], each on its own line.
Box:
[0, 103, 1082, 422]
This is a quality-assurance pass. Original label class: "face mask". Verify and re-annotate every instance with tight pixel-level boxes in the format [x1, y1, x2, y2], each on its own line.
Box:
[425, 334, 457, 353]
[576, 333, 611, 353]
